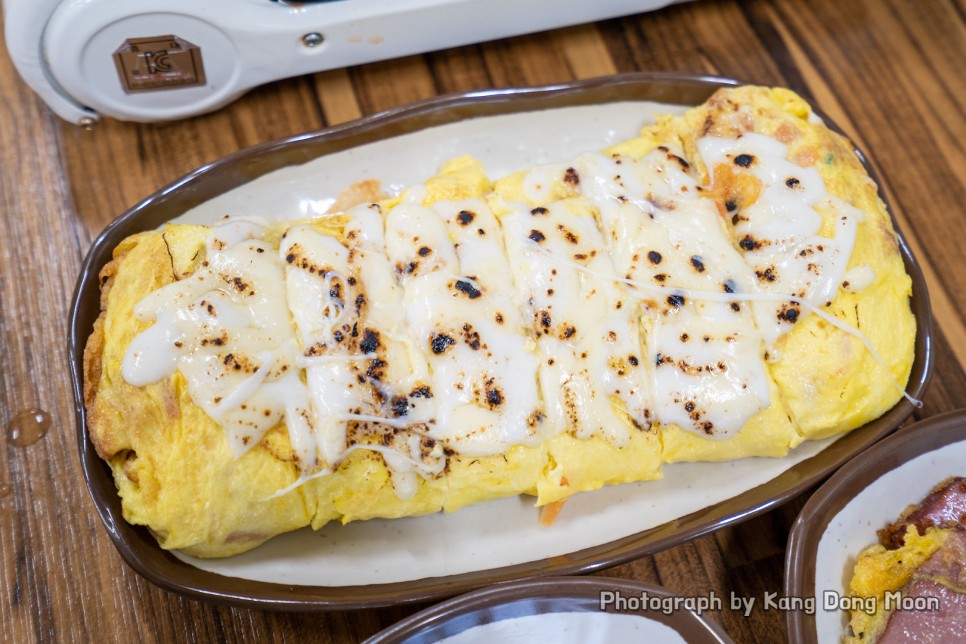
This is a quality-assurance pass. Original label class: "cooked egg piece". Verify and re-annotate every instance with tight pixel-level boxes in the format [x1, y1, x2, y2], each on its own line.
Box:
[680, 86, 915, 439]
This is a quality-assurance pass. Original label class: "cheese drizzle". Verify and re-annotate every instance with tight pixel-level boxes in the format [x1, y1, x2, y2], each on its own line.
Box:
[120, 132, 920, 499]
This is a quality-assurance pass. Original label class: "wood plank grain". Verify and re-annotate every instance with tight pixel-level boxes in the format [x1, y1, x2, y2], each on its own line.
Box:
[480, 35, 576, 88]
[312, 68, 363, 126]
[348, 55, 438, 115]
[424, 45, 494, 94]
[553, 24, 618, 79]
[0, 18, 101, 642]
[600, 1, 786, 82]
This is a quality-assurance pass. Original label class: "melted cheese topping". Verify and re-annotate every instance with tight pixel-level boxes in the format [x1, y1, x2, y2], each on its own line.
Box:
[573, 148, 770, 438]
[698, 133, 863, 345]
[122, 218, 311, 460]
[283, 212, 445, 485]
[384, 200, 543, 456]
[121, 128, 866, 490]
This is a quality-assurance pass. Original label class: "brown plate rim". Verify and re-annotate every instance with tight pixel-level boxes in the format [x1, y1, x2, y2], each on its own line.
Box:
[783, 408, 965, 643]
[363, 575, 735, 644]
[68, 71, 934, 611]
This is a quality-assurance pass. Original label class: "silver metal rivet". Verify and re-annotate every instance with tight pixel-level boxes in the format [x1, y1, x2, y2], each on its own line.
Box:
[301, 33, 324, 48]
[79, 117, 97, 130]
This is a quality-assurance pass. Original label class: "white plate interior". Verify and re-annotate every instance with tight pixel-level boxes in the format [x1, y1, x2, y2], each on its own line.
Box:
[437, 611, 687, 644]
[175, 101, 685, 224]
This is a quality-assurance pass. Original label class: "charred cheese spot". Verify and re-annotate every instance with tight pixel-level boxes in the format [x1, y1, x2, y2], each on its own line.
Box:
[430, 333, 456, 354]
[733, 153, 755, 167]
[739, 235, 763, 251]
[461, 323, 482, 350]
[755, 266, 778, 282]
[485, 388, 504, 408]
[454, 279, 482, 299]
[390, 396, 410, 417]
[557, 224, 579, 244]
[359, 329, 381, 354]
[563, 167, 580, 186]
[777, 304, 801, 323]
[409, 385, 433, 399]
[537, 310, 552, 329]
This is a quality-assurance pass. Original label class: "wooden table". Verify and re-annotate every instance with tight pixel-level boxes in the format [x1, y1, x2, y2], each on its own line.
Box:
[2, 0, 963, 641]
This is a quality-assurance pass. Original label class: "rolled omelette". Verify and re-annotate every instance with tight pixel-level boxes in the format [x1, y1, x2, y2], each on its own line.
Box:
[84, 86, 915, 557]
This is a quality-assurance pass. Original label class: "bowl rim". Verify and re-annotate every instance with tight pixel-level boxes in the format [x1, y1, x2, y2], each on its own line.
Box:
[68, 70, 934, 611]
[363, 575, 735, 644]
[783, 408, 965, 643]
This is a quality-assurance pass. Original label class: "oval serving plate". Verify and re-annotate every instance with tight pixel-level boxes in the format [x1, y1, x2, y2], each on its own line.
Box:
[69, 72, 932, 610]
[785, 408, 966, 643]
[365, 576, 733, 644]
